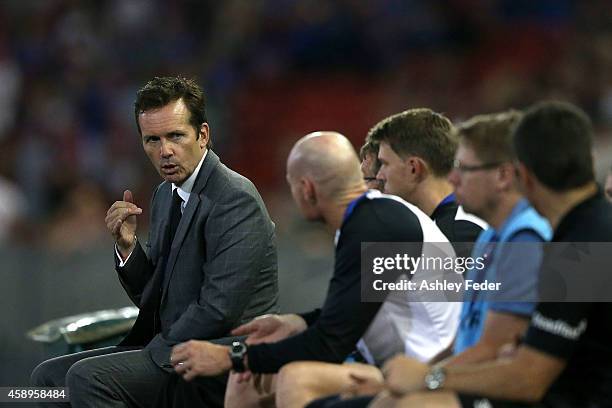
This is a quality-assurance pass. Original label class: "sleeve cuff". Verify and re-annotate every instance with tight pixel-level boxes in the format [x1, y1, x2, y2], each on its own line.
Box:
[298, 309, 322, 326]
[115, 240, 136, 267]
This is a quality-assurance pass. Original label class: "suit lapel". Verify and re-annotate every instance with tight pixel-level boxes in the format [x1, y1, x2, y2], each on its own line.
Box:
[160, 150, 220, 301]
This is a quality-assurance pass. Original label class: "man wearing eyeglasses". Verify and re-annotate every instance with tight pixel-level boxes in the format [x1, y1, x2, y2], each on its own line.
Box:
[445, 111, 552, 359]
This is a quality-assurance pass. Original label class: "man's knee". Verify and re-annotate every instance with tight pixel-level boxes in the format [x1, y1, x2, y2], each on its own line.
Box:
[226, 373, 273, 408]
[277, 361, 332, 392]
[277, 362, 331, 408]
[65, 358, 126, 405]
[31, 360, 57, 387]
[277, 361, 322, 401]
[65, 359, 94, 391]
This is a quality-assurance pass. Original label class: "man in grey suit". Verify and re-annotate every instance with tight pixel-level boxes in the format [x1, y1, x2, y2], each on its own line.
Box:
[31, 76, 278, 407]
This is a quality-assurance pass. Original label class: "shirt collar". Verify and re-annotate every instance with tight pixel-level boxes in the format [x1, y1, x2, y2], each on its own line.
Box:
[342, 191, 370, 224]
[432, 193, 456, 218]
[171, 149, 207, 203]
[493, 198, 530, 237]
[553, 188, 602, 240]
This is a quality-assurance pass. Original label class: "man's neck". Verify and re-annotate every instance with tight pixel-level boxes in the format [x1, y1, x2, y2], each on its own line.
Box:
[412, 178, 454, 216]
[323, 185, 368, 231]
[539, 182, 598, 230]
[485, 191, 522, 230]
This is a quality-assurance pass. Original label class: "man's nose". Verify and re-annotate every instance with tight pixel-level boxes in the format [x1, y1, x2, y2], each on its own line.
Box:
[160, 140, 173, 158]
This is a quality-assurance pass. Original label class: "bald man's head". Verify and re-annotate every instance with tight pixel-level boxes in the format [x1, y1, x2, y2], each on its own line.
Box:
[287, 131, 363, 200]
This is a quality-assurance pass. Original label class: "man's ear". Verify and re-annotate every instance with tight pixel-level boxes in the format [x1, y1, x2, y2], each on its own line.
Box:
[497, 162, 515, 190]
[301, 178, 318, 205]
[515, 162, 533, 193]
[408, 156, 428, 182]
[198, 123, 210, 149]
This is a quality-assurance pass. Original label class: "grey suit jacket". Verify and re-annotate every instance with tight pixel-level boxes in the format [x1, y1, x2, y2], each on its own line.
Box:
[116, 150, 278, 368]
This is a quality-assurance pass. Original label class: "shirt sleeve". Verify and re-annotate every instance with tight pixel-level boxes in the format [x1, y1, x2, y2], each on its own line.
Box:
[115, 242, 136, 267]
[489, 230, 543, 316]
[298, 309, 322, 326]
[523, 302, 591, 359]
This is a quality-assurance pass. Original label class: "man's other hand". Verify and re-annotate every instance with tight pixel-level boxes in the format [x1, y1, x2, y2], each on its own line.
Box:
[231, 314, 307, 345]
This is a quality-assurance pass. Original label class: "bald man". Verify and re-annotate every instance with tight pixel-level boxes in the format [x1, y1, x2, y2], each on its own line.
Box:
[155, 131, 452, 407]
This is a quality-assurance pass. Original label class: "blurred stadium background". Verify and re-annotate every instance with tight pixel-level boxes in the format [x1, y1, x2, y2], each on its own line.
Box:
[1, 0, 611, 388]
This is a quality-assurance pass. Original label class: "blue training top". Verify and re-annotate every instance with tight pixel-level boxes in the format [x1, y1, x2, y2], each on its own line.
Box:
[454, 199, 552, 354]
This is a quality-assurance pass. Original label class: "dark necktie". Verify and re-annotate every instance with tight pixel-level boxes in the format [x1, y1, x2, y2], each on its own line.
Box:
[167, 189, 184, 248]
[160, 190, 184, 293]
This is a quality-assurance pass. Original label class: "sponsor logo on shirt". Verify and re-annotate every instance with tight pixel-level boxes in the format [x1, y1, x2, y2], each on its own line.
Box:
[531, 311, 587, 340]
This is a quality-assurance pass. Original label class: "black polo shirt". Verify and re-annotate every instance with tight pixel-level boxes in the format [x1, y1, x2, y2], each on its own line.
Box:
[523, 190, 612, 407]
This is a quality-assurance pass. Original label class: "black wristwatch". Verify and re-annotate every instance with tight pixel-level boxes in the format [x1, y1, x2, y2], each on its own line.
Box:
[229, 341, 248, 372]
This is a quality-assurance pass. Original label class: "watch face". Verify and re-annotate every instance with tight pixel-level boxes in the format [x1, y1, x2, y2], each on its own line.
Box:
[230, 341, 247, 373]
[231, 341, 246, 355]
[427, 376, 441, 389]
[425, 368, 446, 390]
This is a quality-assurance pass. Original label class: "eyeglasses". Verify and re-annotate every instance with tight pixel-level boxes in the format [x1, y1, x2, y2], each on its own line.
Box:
[453, 159, 504, 173]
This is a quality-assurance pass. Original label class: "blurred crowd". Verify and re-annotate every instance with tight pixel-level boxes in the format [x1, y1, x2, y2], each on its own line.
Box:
[0, 0, 611, 251]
